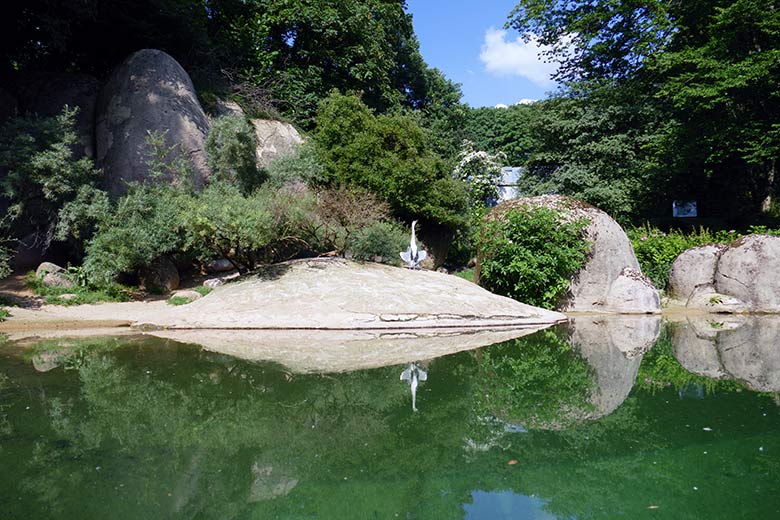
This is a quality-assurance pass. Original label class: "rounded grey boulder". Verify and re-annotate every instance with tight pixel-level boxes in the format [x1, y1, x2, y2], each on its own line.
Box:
[251, 119, 303, 170]
[96, 49, 210, 196]
[668, 244, 727, 301]
[715, 235, 780, 312]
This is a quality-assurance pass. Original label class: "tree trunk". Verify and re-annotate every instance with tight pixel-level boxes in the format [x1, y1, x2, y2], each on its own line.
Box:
[761, 159, 777, 213]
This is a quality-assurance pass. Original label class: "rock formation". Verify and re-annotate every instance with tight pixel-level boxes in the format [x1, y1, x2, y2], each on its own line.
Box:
[96, 49, 211, 196]
[668, 234, 780, 312]
[251, 119, 303, 170]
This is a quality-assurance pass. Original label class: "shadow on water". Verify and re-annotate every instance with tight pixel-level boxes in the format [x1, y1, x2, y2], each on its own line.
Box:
[1, 315, 780, 519]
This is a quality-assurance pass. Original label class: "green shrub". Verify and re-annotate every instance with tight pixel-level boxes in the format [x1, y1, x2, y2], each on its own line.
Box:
[166, 296, 191, 306]
[348, 221, 409, 265]
[477, 206, 590, 309]
[180, 182, 276, 272]
[25, 270, 131, 306]
[627, 225, 738, 291]
[264, 141, 324, 188]
[205, 115, 263, 193]
[0, 106, 102, 247]
[0, 240, 11, 280]
[0, 308, 9, 321]
[83, 183, 190, 286]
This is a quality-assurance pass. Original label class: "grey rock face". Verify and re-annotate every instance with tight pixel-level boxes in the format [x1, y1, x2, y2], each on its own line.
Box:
[16, 72, 100, 159]
[211, 99, 245, 118]
[715, 235, 780, 312]
[251, 119, 303, 170]
[670, 234, 780, 312]
[96, 49, 210, 196]
[668, 244, 727, 301]
[488, 195, 660, 313]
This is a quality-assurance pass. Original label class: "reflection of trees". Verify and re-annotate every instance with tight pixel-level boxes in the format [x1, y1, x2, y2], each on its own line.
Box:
[472, 329, 596, 431]
[2, 328, 780, 519]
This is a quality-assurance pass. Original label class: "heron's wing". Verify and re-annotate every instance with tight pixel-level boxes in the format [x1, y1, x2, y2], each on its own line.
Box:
[400, 367, 412, 381]
[400, 250, 412, 264]
[416, 250, 427, 263]
[417, 368, 428, 381]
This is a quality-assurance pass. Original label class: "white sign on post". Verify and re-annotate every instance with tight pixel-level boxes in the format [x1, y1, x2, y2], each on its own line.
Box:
[672, 200, 697, 218]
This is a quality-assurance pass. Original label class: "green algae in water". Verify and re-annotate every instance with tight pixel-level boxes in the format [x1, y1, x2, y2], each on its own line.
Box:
[0, 325, 779, 519]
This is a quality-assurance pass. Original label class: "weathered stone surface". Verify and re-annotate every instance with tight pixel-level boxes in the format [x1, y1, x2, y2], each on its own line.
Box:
[96, 49, 210, 196]
[251, 119, 303, 170]
[685, 284, 749, 313]
[715, 235, 780, 312]
[35, 262, 74, 289]
[485, 195, 660, 313]
[141, 257, 179, 293]
[35, 262, 65, 278]
[205, 258, 235, 273]
[604, 267, 661, 314]
[16, 72, 100, 159]
[671, 315, 780, 392]
[668, 244, 727, 301]
[136, 258, 566, 330]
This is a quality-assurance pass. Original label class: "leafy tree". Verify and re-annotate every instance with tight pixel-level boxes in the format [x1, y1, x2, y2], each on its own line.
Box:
[313, 91, 468, 231]
[0, 106, 102, 247]
[463, 103, 540, 166]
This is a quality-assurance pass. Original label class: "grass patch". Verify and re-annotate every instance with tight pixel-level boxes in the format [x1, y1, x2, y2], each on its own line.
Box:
[454, 268, 475, 283]
[0, 308, 9, 321]
[193, 286, 212, 297]
[167, 296, 191, 306]
[26, 271, 133, 306]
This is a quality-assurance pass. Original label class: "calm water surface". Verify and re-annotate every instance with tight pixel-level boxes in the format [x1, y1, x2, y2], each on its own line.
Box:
[1, 316, 779, 519]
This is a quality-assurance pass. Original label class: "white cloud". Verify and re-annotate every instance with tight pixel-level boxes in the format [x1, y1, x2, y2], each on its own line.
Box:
[479, 28, 560, 87]
[494, 103, 509, 109]
[515, 98, 537, 105]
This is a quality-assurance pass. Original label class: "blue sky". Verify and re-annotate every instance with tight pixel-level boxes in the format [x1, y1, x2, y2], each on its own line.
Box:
[406, 0, 563, 107]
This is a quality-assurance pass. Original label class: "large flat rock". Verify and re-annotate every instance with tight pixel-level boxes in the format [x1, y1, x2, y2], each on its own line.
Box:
[138, 259, 566, 330]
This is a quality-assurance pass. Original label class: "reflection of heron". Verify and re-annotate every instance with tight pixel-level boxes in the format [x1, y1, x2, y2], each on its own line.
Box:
[399, 220, 427, 269]
[400, 362, 427, 412]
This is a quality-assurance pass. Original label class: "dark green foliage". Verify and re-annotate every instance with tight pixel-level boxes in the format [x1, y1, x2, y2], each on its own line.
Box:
[205, 115, 262, 193]
[463, 103, 539, 166]
[348, 221, 408, 265]
[0, 241, 11, 280]
[83, 183, 189, 286]
[0, 107, 102, 245]
[180, 182, 281, 273]
[313, 92, 468, 230]
[477, 206, 590, 309]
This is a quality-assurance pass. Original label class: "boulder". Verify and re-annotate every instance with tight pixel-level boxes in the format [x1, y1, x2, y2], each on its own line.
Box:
[251, 119, 303, 170]
[36, 261, 74, 288]
[670, 234, 780, 312]
[15, 72, 100, 159]
[96, 49, 211, 196]
[212, 99, 245, 118]
[485, 195, 660, 313]
[35, 261, 66, 278]
[715, 235, 780, 312]
[141, 257, 180, 293]
[134, 257, 567, 330]
[668, 244, 727, 301]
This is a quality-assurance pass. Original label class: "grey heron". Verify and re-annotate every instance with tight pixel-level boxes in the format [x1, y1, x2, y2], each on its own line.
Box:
[399, 220, 427, 269]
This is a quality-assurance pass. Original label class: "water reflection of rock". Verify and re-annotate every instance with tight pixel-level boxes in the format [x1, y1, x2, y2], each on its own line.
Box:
[147, 327, 552, 373]
[670, 315, 780, 392]
[568, 315, 661, 422]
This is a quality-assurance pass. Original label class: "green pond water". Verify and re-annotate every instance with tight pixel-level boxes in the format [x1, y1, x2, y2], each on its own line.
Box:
[1, 317, 780, 519]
